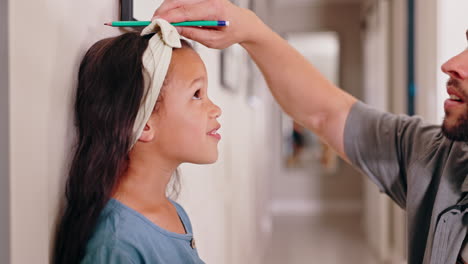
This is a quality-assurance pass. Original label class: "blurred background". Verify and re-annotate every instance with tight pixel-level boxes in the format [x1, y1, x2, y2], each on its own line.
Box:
[0, 0, 467, 263]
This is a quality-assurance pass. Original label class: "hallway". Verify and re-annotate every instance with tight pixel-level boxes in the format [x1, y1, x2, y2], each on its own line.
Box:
[2, 0, 468, 263]
[264, 212, 377, 264]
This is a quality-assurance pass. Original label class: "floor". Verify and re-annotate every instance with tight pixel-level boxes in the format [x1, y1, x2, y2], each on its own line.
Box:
[263, 212, 378, 264]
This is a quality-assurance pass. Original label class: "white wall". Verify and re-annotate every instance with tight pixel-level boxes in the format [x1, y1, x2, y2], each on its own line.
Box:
[414, 0, 438, 123]
[0, 0, 10, 262]
[8, 1, 121, 262]
[6, 1, 272, 263]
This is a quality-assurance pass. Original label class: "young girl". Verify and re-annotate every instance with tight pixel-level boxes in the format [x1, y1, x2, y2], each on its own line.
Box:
[53, 19, 221, 264]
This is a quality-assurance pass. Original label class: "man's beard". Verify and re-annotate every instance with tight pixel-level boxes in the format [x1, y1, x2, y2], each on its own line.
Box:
[442, 77, 468, 141]
[442, 111, 468, 141]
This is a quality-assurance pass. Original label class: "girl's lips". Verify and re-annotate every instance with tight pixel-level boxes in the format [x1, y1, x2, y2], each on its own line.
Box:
[207, 126, 221, 140]
[208, 133, 221, 140]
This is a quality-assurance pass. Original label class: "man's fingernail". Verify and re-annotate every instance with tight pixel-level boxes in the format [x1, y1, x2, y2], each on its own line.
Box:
[152, 16, 161, 21]
[176, 27, 182, 34]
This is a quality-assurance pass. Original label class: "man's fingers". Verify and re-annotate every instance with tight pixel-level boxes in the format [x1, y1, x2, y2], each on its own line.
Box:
[156, 0, 224, 23]
[152, 0, 239, 49]
[178, 27, 226, 49]
[152, 1, 178, 18]
[178, 26, 212, 42]
[153, 0, 204, 19]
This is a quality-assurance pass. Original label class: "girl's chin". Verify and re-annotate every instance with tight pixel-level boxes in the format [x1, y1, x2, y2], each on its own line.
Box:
[188, 155, 219, 165]
[204, 156, 219, 164]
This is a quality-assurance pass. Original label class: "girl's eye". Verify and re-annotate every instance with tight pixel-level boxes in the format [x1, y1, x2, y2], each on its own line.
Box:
[193, 89, 202, 100]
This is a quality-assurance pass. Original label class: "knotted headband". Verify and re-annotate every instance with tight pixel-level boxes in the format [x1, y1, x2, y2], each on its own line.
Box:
[130, 19, 182, 148]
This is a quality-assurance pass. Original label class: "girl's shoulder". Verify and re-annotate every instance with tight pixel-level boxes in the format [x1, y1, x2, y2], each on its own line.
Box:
[82, 200, 145, 263]
[169, 200, 193, 234]
[91, 199, 196, 241]
[83, 199, 200, 264]
[85, 199, 146, 247]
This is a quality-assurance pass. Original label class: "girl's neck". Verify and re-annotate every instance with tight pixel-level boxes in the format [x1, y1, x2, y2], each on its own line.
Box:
[113, 150, 179, 210]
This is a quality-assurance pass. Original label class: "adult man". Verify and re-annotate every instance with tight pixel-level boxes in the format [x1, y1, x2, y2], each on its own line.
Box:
[154, 0, 468, 263]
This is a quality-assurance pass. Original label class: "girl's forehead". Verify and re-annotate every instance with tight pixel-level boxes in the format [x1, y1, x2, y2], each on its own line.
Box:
[161, 49, 207, 95]
[170, 48, 207, 79]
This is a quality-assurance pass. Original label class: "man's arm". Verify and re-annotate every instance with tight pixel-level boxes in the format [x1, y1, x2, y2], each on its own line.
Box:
[240, 23, 357, 160]
[155, 0, 357, 159]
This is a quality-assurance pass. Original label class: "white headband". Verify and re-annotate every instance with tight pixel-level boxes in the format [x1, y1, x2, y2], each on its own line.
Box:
[130, 19, 182, 149]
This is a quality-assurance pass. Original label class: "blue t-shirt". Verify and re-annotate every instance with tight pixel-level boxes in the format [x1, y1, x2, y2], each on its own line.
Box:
[81, 198, 205, 264]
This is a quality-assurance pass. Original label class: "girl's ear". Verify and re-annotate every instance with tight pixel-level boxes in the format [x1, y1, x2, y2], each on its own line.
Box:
[138, 122, 155, 142]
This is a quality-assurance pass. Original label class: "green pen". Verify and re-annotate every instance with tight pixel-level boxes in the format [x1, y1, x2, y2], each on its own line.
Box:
[104, 20, 229, 27]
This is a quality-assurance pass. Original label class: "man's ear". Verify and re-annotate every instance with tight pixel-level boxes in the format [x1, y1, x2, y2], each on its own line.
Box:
[138, 122, 155, 142]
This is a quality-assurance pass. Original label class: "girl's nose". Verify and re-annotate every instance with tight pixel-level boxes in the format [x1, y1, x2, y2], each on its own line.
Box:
[209, 100, 222, 118]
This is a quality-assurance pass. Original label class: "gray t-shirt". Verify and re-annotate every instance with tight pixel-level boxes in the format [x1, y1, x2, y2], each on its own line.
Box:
[81, 199, 204, 264]
[344, 101, 468, 264]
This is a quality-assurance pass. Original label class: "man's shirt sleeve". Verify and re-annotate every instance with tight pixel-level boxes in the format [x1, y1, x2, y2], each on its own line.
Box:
[344, 101, 442, 209]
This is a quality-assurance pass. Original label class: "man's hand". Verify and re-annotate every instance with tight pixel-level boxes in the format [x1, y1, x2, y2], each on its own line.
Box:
[153, 0, 263, 49]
